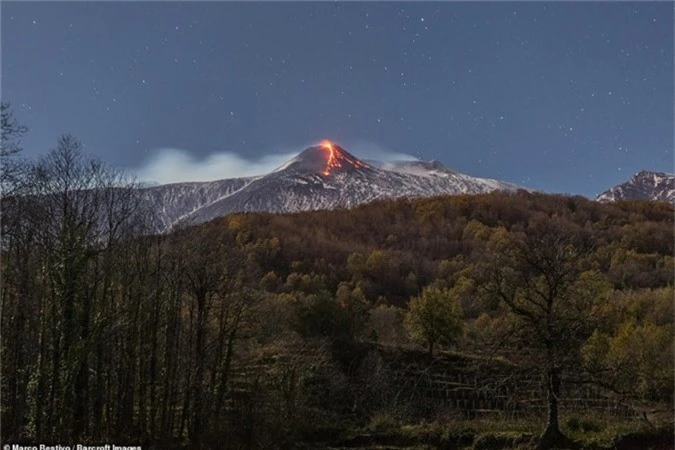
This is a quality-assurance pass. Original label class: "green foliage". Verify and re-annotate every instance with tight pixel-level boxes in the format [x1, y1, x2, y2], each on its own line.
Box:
[462, 218, 493, 242]
[212, 192, 673, 309]
[609, 287, 674, 326]
[259, 270, 280, 292]
[347, 251, 367, 280]
[288, 287, 368, 343]
[404, 286, 464, 355]
[581, 287, 674, 401]
[582, 319, 674, 400]
[335, 282, 371, 339]
[565, 416, 605, 433]
[283, 271, 326, 293]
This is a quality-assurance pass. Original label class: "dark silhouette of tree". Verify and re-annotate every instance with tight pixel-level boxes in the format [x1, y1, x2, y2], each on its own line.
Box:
[1, 134, 144, 441]
[475, 215, 612, 449]
[1, 101, 29, 192]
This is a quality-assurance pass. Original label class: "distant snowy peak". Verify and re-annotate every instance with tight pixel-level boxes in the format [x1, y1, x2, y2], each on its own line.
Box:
[597, 170, 675, 203]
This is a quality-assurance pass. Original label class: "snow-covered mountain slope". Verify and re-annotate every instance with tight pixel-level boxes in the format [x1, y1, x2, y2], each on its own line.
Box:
[596, 170, 675, 204]
[368, 159, 459, 177]
[140, 142, 524, 231]
[140, 177, 257, 230]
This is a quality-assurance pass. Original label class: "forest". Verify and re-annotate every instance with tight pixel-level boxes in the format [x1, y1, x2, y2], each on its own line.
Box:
[1, 103, 673, 449]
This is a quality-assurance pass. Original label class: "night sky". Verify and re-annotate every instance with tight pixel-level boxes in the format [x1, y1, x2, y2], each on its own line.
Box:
[2, 2, 673, 197]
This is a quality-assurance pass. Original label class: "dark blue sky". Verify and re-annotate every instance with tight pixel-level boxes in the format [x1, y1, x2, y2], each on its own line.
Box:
[2, 1, 673, 196]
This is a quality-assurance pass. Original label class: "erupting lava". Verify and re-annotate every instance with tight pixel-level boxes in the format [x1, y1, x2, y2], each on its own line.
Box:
[319, 140, 369, 176]
[321, 140, 340, 176]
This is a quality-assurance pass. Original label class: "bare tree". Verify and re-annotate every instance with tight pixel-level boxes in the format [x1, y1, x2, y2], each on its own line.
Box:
[1, 134, 146, 441]
[1, 101, 28, 191]
[475, 214, 611, 450]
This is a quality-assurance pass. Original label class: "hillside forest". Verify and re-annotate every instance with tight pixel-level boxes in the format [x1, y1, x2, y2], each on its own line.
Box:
[1, 104, 673, 449]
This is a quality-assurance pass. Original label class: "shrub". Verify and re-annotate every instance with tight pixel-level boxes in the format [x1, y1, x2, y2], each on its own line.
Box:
[367, 411, 400, 433]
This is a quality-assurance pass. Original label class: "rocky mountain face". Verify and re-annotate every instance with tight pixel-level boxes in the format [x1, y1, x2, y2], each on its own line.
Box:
[596, 170, 675, 204]
[140, 141, 523, 231]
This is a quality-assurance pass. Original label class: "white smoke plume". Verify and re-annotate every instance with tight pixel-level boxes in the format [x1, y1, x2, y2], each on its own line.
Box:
[133, 148, 297, 184]
[133, 140, 419, 184]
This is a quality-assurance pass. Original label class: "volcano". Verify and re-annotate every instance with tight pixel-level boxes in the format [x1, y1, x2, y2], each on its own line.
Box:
[139, 141, 525, 231]
[274, 141, 371, 176]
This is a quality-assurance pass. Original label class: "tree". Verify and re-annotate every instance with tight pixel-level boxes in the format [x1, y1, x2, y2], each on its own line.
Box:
[1, 101, 28, 192]
[582, 321, 673, 403]
[1, 134, 144, 441]
[475, 215, 611, 450]
[290, 290, 348, 341]
[1, 101, 27, 155]
[404, 286, 464, 356]
[581, 287, 674, 404]
[180, 227, 238, 446]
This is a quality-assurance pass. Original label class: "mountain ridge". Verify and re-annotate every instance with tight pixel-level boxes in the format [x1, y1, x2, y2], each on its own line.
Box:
[596, 170, 675, 203]
[139, 142, 523, 231]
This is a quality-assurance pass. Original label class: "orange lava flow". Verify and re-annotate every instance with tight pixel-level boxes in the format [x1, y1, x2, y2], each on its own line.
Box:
[321, 140, 342, 176]
[320, 140, 369, 175]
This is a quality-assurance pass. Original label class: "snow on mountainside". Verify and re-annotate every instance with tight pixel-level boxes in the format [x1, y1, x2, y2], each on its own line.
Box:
[140, 177, 257, 231]
[596, 170, 675, 204]
[368, 159, 459, 177]
[140, 141, 524, 232]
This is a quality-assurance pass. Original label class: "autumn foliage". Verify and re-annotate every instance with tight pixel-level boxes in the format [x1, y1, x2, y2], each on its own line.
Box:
[2, 134, 673, 447]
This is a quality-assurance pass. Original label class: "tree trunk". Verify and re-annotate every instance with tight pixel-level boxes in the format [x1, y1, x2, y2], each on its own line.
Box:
[34, 289, 48, 440]
[46, 289, 61, 438]
[214, 314, 240, 418]
[189, 291, 207, 447]
[72, 286, 92, 440]
[538, 368, 575, 450]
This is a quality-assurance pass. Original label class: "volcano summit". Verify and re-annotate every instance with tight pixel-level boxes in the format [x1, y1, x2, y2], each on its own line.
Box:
[139, 141, 524, 231]
[274, 141, 371, 176]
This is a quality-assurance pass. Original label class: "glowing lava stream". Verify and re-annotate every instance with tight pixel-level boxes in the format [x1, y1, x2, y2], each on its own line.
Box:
[320, 140, 342, 176]
[319, 140, 369, 176]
